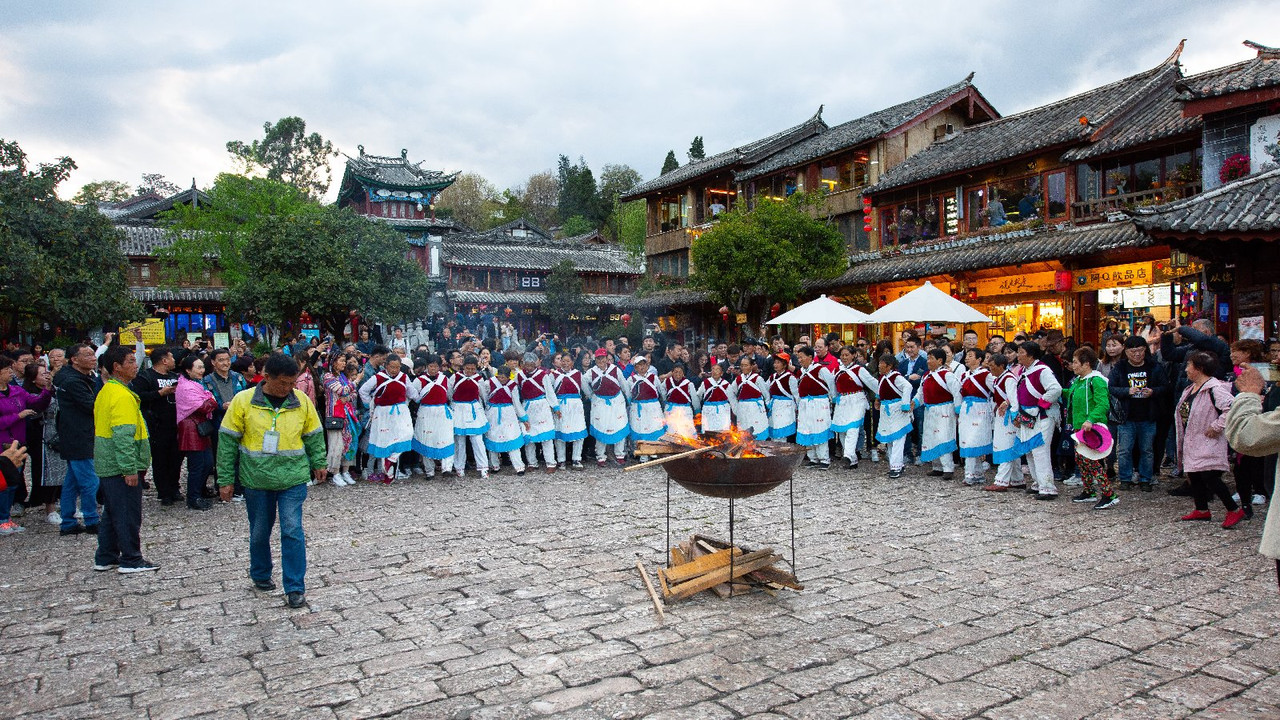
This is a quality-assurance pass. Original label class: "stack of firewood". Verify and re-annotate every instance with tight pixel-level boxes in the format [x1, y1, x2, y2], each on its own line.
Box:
[657, 534, 802, 601]
[636, 431, 769, 459]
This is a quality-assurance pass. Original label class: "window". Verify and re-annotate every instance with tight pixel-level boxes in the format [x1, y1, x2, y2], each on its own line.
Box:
[993, 174, 1042, 222]
[895, 197, 940, 245]
[1045, 171, 1067, 218]
[140, 263, 151, 281]
[1076, 165, 1100, 202]
[1134, 158, 1160, 191]
[966, 187, 986, 231]
[658, 196, 685, 232]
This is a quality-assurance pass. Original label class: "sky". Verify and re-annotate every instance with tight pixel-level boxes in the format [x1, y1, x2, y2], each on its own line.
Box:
[0, 1, 1270, 202]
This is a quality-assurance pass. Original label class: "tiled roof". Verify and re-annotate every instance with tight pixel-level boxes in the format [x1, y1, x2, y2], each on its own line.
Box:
[443, 233, 641, 275]
[736, 75, 986, 183]
[809, 220, 1150, 288]
[1129, 167, 1280, 235]
[1176, 41, 1280, 100]
[343, 147, 459, 190]
[448, 290, 635, 307]
[98, 188, 209, 223]
[631, 288, 712, 309]
[867, 51, 1183, 194]
[1062, 81, 1201, 161]
[489, 217, 553, 240]
[129, 286, 225, 302]
[620, 108, 827, 200]
[117, 225, 180, 256]
[365, 216, 469, 236]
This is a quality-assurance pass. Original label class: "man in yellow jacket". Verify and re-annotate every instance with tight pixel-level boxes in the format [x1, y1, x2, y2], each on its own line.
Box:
[217, 353, 326, 609]
[93, 345, 158, 574]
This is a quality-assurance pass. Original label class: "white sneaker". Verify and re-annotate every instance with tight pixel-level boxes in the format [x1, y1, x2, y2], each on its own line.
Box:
[396, 469, 410, 480]
[1252, 494, 1268, 506]
[74, 510, 84, 520]
[871, 449, 880, 463]
[1063, 475, 1083, 487]
[1231, 493, 1241, 503]
[46, 511, 61, 525]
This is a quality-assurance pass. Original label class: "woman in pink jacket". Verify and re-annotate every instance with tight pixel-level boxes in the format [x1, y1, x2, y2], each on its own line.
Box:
[1174, 352, 1243, 528]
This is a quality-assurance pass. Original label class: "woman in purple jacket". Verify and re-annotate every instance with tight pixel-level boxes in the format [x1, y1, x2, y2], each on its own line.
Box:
[1175, 352, 1242, 528]
[0, 355, 52, 534]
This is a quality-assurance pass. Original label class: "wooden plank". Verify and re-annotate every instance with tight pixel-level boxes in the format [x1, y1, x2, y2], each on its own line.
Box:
[670, 545, 688, 566]
[666, 550, 781, 600]
[622, 443, 727, 472]
[636, 558, 664, 623]
[636, 440, 686, 455]
[747, 565, 804, 590]
[657, 567, 672, 597]
[662, 547, 749, 584]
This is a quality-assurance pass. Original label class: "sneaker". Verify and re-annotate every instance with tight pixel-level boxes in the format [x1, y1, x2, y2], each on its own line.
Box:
[46, 511, 61, 525]
[1071, 491, 1097, 503]
[819, 462, 831, 471]
[913, 457, 925, 467]
[396, 469, 410, 480]
[285, 592, 306, 609]
[556, 462, 566, 470]
[1252, 494, 1268, 507]
[252, 578, 276, 591]
[10, 503, 24, 518]
[928, 470, 946, 477]
[0, 521, 25, 535]
[888, 468, 903, 479]
[1222, 508, 1246, 529]
[1139, 483, 1154, 493]
[1063, 475, 1083, 487]
[1120, 481, 1136, 491]
[871, 449, 881, 463]
[74, 510, 84, 519]
[118, 561, 159, 574]
[597, 459, 607, 468]
[1025, 486, 1040, 495]
[806, 459, 820, 467]
[844, 458, 857, 470]
[479, 470, 489, 479]
[1036, 493, 1058, 501]
[232, 494, 244, 503]
[545, 465, 556, 474]
[572, 462, 585, 471]
[93, 562, 118, 572]
[1180, 510, 1212, 521]
[59, 525, 83, 536]
[981, 484, 1008, 492]
[516, 469, 526, 476]
[1093, 494, 1119, 510]
[187, 499, 212, 511]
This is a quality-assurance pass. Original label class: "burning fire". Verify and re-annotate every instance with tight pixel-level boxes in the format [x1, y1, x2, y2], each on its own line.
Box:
[663, 422, 767, 458]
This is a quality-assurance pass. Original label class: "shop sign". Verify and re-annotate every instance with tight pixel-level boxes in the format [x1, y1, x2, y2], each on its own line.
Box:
[974, 271, 1057, 297]
[1152, 258, 1201, 284]
[1074, 262, 1153, 291]
[735, 313, 748, 324]
[1119, 285, 1172, 309]
[119, 318, 167, 346]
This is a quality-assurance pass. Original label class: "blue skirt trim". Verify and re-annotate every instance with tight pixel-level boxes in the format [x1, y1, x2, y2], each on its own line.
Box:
[831, 418, 864, 433]
[631, 426, 667, 441]
[920, 440, 958, 463]
[454, 424, 489, 436]
[369, 439, 412, 458]
[876, 424, 912, 443]
[413, 440, 455, 459]
[796, 429, 831, 446]
[1017, 432, 1046, 456]
[525, 429, 556, 443]
[769, 423, 796, 440]
[590, 425, 630, 445]
[485, 435, 526, 453]
[556, 429, 588, 442]
[992, 446, 1023, 465]
[959, 443, 993, 459]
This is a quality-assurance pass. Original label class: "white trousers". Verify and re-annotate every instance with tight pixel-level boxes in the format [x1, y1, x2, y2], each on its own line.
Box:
[596, 441, 625, 462]
[963, 456, 983, 482]
[993, 459, 1020, 487]
[931, 453, 955, 472]
[886, 437, 906, 471]
[839, 429, 861, 462]
[524, 439, 555, 469]
[806, 442, 830, 463]
[555, 439, 584, 464]
[1027, 443, 1055, 495]
[489, 450, 525, 473]
[454, 434, 488, 472]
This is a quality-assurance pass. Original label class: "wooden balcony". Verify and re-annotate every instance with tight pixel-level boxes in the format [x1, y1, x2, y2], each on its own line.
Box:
[1071, 182, 1201, 222]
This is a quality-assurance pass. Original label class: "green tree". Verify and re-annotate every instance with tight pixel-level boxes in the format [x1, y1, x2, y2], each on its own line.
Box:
[597, 163, 642, 205]
[612, 198, 646, 258]
[690, 193, 845, 320]
[0, 139, 142, 332]
[543, 259, 589, 336]
[560, 215, 595, 237]
[688, 136, 706, 162]
[436, 172, 499, 230]
[661, 150, 680, 175]
[518, 170, 560, 229]
[557, 155, 604, 227]
[226, 116, 338, 200]
[137, 172, 180, 197]
[228, 206, 431, 339]
[73, 179, 134, 205]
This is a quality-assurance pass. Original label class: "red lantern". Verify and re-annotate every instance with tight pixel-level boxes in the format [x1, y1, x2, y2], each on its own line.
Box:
[1054, 271, 1073, 292]
[770, 302, 781, 318]
[719, 306, 730, 323]
[504, 307, 513, 317]
[621, 313, 631, 328]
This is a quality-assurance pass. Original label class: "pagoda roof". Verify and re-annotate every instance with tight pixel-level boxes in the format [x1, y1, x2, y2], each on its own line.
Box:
[1129, 167, 1280, 236]
[340, 147, 460, 192]
[1176, 40, 1280, 102]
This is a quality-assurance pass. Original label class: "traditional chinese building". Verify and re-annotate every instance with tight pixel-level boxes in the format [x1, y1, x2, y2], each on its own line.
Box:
[441, 218, 643, 337]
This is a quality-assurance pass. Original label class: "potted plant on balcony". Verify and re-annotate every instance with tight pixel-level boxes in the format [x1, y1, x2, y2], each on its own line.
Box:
[1218, 154, 1250, 184]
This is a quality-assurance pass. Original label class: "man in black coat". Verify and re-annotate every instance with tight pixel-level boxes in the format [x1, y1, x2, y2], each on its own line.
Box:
[53, 344, 103, 535]
[130, 346, 182, 504]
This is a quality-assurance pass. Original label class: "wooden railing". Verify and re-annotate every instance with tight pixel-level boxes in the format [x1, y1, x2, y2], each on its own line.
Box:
[1071, 181, 1201, 221]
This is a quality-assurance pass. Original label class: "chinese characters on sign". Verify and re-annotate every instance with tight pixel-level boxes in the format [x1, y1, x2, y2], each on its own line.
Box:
[974, 271, 1057, 297]
[1074, 262, 1153, 291]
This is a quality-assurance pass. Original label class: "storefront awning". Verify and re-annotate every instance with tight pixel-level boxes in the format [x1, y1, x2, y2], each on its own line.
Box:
[128, 286, 226, 302]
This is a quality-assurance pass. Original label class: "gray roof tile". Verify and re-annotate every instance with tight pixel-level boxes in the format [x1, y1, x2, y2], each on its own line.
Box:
[1130, 167, 1280, 234]
[443, 221, 642, 274]
[449, 290, 634, 307]
[343, 147, 459, 190]
[1176, 41, 1280, 101]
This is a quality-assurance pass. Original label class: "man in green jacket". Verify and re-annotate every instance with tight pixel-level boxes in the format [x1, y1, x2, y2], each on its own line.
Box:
[93, 345, 158, 573]
[217, 353, 326, 609]
[1065, 347, 1115, 510]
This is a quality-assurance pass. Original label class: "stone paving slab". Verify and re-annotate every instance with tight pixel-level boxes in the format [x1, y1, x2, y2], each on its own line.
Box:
[1, 460, 1277, 719]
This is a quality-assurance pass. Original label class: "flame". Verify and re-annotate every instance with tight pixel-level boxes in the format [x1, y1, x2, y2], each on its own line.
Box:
[662, 422, 766, 458]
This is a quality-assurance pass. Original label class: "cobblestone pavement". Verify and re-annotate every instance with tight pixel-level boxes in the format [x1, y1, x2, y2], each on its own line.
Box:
[1, 458, 1278, 720]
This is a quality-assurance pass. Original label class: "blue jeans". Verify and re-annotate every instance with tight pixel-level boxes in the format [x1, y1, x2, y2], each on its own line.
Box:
[0, 487, 14, 523]
[184, 449, 212, 505]
[244, 483, 308, 594]
[1117, 421, 1157, 485]
[903, 405, 926, 460]
[61, 459, 101, 531]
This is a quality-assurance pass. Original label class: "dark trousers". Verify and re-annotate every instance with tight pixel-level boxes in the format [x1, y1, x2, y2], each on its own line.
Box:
[1235, 454, 1266, 509]
[149, 437, 183, 500]
[95, 475, 145, 568]
[1187, 470, 1239, 513]
[185, 449, 212, 506]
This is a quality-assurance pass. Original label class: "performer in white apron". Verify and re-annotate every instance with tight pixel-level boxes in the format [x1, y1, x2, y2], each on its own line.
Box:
[876, 354, 915, 479]
[955, 348, 995, 486]
[767, 355, 798, 442]
[584, 348, 628, 466]
[358, 354, 414, 483]
[983, 353, 1025, 491]
[794, 346, 836, 467]
[409, 354, 455, 477]
[731, 356, 769, 440]
[448, 357, 490, 478]
[913, 349, 960, 477]
[831, 346, 877, 469]
[661, 365, 699, 438]
[1013, 342, 1063, 498]
[699, 364, 735, 433]
[517, 353, 558, 473]
[627, 356, 666, 459]
[485, 365, 529, 475]
[550, 352, 587, 470]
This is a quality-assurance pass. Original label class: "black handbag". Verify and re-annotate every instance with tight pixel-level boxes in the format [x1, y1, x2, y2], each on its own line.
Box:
[324, 416, 345, 431]
[196, 418, 217, 437]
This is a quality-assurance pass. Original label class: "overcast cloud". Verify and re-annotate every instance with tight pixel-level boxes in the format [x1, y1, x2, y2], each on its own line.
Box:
[0, 1, 1268, 200]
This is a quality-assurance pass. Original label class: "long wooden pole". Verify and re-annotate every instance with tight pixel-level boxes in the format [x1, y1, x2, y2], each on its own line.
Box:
[622, 443, 727, 472]
[636, 558, 665, 622]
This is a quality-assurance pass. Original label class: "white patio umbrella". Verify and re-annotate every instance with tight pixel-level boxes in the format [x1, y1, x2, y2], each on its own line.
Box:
[866, 281, 990, 324]
[766, 294, 872, 325]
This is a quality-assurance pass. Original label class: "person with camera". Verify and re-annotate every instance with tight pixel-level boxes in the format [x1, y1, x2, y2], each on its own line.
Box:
[1109, 335, 1169, 491]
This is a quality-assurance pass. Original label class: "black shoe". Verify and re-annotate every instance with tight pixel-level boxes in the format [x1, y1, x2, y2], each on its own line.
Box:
[928, 470, 946, 477]
[118, 561, 159, 574]
[187, 499, 212, 511]
[201, 487, 219, 499]
[1243, 506, 1254, 520]
[160, 498, 177, 507]
[844, 458, 856, 470]
[888, 469, 903, 479]
[1167, 481, 1193, 497]
[806, 460, 820, 468]
[60, 525, 83, 536]
[1120, 481, 1135, 491]
[1071, 491, 1097, 503]
[1025, 486, 1040, 495]
[1036, 493, 1058, 501]
[819, 462, 831, 471]
[285, 592, 306, 609]
[83, 524, 99, 535]
[252, 578, 276, 591]
[1139, 483, 1154, 493]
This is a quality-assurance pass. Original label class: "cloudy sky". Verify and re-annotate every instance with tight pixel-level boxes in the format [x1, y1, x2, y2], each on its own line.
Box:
[0, 1, 1267, 201]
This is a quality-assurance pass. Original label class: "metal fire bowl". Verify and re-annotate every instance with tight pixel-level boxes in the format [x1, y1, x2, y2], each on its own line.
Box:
[661, 441, 807, 499]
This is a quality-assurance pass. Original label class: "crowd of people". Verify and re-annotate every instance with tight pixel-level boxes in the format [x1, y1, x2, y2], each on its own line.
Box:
[2, 311, 1280, 604]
